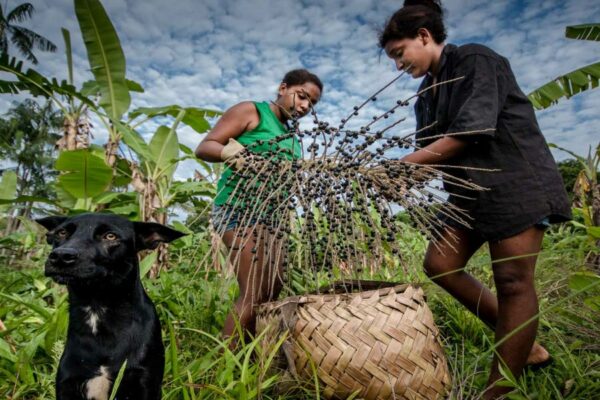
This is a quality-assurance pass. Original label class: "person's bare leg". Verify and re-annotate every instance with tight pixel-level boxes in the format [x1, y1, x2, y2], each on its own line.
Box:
[424, 227, 496, 324]
[221, 227, 256, 342]
[239, 225, 285, 335]
[221, 226, 284, 345]
[425, 227, 549, 365]
[483, 226, 544, 399]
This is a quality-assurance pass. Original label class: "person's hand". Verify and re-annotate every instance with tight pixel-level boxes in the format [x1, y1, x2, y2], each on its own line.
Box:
[395, 163, 432, 199]
[411, 166, 431, 183]
[402, 162, 430, 183]
[220, 139, 247, 170]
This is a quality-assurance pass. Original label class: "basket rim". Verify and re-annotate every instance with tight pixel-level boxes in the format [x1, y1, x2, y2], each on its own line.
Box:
[312, 279, 413, 294]
[257, 281, 422, 313]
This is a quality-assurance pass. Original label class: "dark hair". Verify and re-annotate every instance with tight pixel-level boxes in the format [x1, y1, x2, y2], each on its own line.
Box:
[281, 69, 323, 93]
[378, 0, 446, 48]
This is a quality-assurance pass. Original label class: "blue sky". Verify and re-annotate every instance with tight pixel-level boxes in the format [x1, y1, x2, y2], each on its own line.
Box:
[2, 0, 600, 179]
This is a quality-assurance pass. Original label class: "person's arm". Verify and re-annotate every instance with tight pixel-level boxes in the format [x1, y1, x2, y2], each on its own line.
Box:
[404, 53, 506, 165]
[400, 136, 467, 164]
[194, 102, 257, 161]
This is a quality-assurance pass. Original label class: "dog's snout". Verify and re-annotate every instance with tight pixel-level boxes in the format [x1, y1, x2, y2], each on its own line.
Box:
[49, 248, 80, 265]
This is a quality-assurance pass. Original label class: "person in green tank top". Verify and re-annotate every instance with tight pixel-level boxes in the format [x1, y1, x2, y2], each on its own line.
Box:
[195, 69, 322, 344]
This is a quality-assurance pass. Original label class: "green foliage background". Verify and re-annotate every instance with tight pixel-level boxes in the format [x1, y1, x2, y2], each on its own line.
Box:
[1, 218, 599, 399]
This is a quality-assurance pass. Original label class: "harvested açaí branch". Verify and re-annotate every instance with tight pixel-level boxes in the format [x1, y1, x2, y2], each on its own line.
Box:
[206, 74, 494, 283]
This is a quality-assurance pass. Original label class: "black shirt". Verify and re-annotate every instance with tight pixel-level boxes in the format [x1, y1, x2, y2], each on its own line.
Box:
[414, 43, 571, 241]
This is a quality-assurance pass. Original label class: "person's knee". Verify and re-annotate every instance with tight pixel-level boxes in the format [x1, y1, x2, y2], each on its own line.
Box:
[423, 253, 455, 280]
[494, 268, 534, 298]
[423, 262, 438, 279]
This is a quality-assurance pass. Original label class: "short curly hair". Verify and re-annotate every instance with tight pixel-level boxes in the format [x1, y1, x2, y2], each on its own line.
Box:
[281, 69, 323, 93]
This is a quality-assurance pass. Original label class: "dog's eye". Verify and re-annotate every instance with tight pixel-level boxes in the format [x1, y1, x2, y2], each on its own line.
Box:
[56, 229, 68, 238]
[104, 232, 118, 241]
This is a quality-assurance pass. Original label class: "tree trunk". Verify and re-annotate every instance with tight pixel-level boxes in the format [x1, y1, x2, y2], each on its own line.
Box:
[104, 135, 120, 168]
[146, 186, 169, 278]
[130, 162, 171, 278]
[56, 114, 91, 151]
[148, 243, 170, 279]
[56, 115, 78, 150]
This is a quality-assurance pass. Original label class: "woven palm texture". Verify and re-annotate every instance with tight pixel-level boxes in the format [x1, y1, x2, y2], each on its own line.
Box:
[256, 281, 450, 400]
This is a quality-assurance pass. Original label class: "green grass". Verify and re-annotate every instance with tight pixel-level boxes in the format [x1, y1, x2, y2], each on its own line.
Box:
[0, 224, 598, 399]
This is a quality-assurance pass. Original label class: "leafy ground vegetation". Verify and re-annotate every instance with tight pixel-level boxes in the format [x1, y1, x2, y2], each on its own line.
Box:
[0, 216, 598, 399]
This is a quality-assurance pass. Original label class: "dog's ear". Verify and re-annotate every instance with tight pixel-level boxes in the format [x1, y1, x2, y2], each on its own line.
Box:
[133, 222, 187, 251]
[35, 216, 68, 231]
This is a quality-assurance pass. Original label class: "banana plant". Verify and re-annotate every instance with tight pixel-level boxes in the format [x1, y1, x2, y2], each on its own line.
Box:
[0, 53, 96, 151]
[121, 107, 218, 276]
[0, 0, 217, 209]
[550, 143, 600, 268]
[0, 145, 128, 215]
[0, 0, 221, 276]
[528, 23, 600, 110]
[0, 0, 138, 161]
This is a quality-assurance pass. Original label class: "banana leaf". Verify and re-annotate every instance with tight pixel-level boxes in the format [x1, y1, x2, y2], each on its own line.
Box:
[62, 28, 74, 85]
[528, 61, 600, 109]
[55, 149, 113, 199]
[0, 54, 95, 107]
[528, 23, 600, 109]
[566, 23, 600, 41]
[129, 105, 221, 134]
[112, 120, 153, 162]
[75, 0, 130, 119]
[149, 125, 179, 180]
[80, 78, 143, 97]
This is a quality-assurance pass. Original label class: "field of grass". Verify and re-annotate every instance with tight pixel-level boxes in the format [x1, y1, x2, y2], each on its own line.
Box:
[1, 221, 599, 399]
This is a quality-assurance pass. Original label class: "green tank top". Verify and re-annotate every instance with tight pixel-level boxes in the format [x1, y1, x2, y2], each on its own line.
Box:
[214, 101, 302, 206]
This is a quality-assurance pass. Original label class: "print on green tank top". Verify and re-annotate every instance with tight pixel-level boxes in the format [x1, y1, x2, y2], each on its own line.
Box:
[214, 101, 302, 207]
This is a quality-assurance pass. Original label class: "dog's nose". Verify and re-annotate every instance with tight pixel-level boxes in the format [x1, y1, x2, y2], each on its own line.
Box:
[49, 248, 79, 265]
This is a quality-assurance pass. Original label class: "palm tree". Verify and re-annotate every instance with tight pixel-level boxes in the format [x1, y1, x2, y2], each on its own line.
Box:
[0, 2, 56, 64]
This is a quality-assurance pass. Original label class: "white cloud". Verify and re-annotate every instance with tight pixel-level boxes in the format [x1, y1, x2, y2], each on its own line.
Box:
[2, 0, 599, 174]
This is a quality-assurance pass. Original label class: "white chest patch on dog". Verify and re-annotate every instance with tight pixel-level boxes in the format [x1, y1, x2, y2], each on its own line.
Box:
[85, 365, 111, 400]
[83, 306, 105, 335]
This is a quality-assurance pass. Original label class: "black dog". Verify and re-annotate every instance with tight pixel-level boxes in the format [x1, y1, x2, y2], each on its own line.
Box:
[36, 213, 185, 400]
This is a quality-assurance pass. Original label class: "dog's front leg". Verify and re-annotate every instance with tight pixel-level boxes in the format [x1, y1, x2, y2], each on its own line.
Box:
[56, 377, 88, 400]
[57, 367, 114, 400]
[111, 369, 162, 400]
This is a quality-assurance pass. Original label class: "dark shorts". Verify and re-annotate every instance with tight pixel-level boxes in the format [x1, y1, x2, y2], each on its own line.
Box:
[211, 205, 281, 232]
[211, 205, 243, 232]
[534, 217, 551, 230]
[437, 213, 554, 243]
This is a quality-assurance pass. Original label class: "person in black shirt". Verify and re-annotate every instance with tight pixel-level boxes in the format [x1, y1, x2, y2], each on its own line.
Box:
[379, 1, 571, 398]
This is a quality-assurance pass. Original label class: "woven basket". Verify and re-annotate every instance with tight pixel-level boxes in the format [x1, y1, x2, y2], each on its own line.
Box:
[256, 281, 451, 400]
